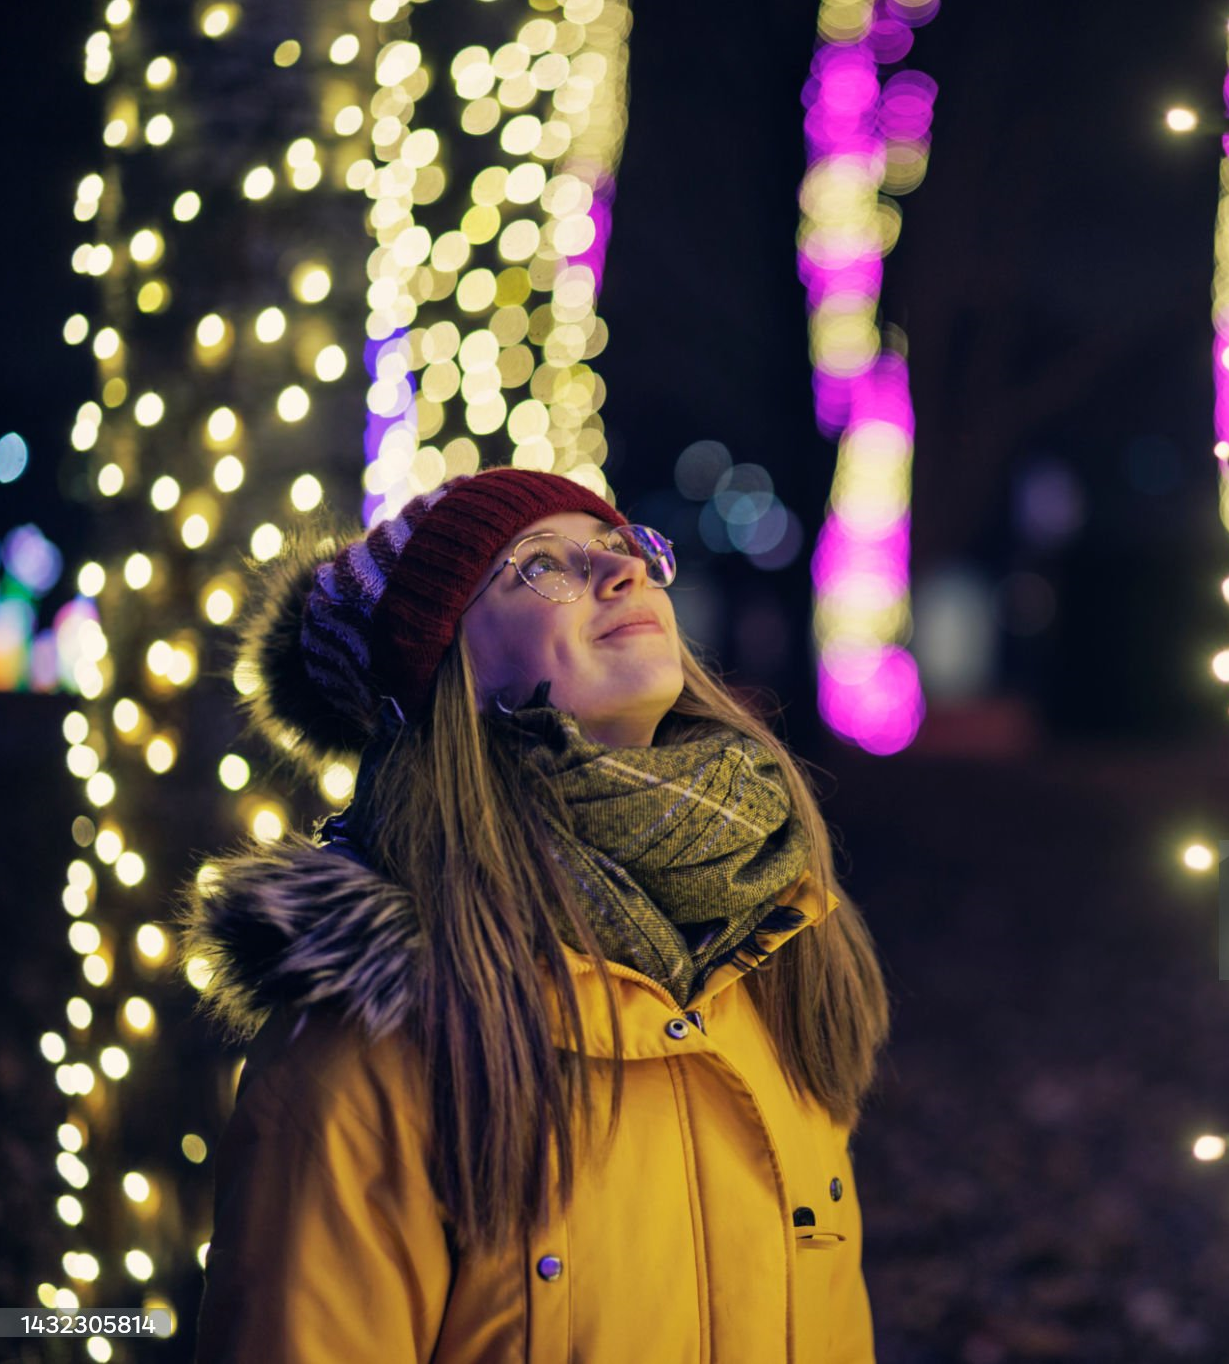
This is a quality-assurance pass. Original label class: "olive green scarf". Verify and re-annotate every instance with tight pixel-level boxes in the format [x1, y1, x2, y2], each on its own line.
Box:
[489, 696, 811, 1008]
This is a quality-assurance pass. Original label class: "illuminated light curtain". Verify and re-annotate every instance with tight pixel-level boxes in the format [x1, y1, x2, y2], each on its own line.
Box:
[43, 1, 388, 1351]
[356, 0, 632, 526]
[798, 0, 938, 755]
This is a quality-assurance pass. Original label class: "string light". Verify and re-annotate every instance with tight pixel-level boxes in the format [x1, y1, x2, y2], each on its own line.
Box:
[359, 0, 631, 524]
[799, 0, 937, 754]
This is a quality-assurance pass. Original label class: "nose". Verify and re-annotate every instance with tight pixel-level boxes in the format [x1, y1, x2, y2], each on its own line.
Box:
[591, 544, 647, 597]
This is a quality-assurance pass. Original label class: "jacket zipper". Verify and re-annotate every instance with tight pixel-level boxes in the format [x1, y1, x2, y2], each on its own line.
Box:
[569, 956, 706, 1023]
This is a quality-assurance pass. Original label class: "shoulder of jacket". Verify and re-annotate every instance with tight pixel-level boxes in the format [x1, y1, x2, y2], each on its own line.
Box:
[237, 1004, 431, 1140]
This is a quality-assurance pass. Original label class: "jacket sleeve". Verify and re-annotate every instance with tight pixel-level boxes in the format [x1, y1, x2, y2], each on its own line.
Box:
[194, 1010, 453, 1363]
[828, 1127, 876, 1363]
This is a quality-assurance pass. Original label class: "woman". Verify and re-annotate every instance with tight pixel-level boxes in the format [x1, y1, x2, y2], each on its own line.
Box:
[181, 466, 890, 1363]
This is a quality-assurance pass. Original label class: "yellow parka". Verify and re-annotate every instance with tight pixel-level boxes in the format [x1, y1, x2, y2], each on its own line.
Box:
[188, 837, 874, 1363]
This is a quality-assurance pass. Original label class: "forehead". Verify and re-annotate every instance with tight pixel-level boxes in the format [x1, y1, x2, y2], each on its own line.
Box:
[493, 511, 614, 559]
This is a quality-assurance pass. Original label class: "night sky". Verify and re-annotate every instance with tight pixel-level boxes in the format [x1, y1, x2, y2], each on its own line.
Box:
[3, 0, 1228, 746]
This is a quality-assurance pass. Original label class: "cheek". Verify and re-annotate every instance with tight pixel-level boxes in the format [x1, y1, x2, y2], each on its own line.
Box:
[464, 606, 579, 695]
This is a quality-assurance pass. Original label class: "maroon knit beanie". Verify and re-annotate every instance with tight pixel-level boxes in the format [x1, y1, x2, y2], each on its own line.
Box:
[301, 468, 628, 731]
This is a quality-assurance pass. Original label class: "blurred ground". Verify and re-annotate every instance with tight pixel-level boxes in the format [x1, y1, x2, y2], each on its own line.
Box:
[826, 734, 1229, 1363]
[1, 694, 1227, 1362]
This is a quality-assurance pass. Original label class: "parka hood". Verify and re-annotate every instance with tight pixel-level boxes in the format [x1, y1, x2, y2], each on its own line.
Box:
[178, 832, 431, 1044]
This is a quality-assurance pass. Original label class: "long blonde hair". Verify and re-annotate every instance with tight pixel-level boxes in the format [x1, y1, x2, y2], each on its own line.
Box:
[343, 627, 891, 1257]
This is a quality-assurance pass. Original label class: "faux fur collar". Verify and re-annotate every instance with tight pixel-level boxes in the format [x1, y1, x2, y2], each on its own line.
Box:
[177, 832, 430, 1044]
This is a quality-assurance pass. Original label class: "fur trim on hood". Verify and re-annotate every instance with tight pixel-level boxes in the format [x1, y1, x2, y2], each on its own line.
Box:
[176, 831, 429, 1044]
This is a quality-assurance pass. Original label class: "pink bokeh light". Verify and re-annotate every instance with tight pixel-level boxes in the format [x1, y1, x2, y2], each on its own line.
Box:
[800, 0, 936, 755]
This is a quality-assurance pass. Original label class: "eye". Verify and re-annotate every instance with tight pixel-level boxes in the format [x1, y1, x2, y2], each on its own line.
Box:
[521, 550, 568, 577]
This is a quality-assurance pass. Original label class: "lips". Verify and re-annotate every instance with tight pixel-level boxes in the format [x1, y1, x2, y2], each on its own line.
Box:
[596, 612, 662, 640]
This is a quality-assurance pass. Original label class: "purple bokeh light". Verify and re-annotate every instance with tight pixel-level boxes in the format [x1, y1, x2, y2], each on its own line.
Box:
[565, 169, 616, 297]
[799, 0, 937, 755]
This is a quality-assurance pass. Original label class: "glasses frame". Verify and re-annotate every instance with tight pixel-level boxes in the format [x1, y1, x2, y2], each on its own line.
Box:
[461, 524, 676, 615]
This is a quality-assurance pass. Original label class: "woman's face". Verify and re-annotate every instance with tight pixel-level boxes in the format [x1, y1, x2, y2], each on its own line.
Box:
[459, 510, 685, 748]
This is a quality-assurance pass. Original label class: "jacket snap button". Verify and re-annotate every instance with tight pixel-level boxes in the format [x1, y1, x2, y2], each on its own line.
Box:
[829, 1176, 843, 1202]
[536, 1254, 563, 1281]
[792, 1206, 816, 1227]
[665, 1018, 690, 1039]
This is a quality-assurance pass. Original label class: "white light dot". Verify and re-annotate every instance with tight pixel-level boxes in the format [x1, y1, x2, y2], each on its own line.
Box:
[321, 762, 356, 800]
[255, 307, 286, 343]
[150, 475, 181, 510]
[182, 514, 211, 549]
[41, 1032, 68, 1063]
[123, 553, 153, 589]
[85, 773, 116, 807]
[293, 266, 331, 303]
[314, 345, 347, 382]
[124, 996, 155, 1029]
[173, 190, 201, 222]
[252, 807, 285, 843]
[218, 754, 250, 790]
[290, 473, 324, 510]
[145, 114, 174, 146]
[330, 33, 360, 63]
[134, 393, 165, 427]
[94, 829, 123, 863]
[93, 327, 120, 359]
[123, 1171, 151, 1202]
[112, 699, 140, 733]
[1182, 843, 1214, 872]
[83, 955, 110, 988]
[243, 166, 275, 200]
[277, 386, 310, 422]
[207, 406, 238, 443]
[69, 922, 102, 955]
[116, 851, 146, 885]
[196, 313, 226, 347]
[334, 106, 364, 137]
[77, 562, 106, 596]
[57, 1195, 84, 1226]
[204, 587, 235, 624]
[98, 464, 124, 496]
[146, 55, 176, 88]
[201, 2, 236, 37]
[251, 523, 284, 561]
[1193, 1134, 1226, 1161]
[1166, 107, 1198, 133]
[213, 455, 245, 492]
[185, 956, 214, 992]
[63, 711, 89, 744]
[1212, 650, 1229, 683]
[124, 1249, 154, 1281]
[129, 229, 162, 264]
[100, 1046, 129, 1079]
[136, 924, 168, 961]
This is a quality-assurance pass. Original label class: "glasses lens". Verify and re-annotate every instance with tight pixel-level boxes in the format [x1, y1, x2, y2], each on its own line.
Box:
[515, 534, 589, 601]
[612, 525, 676, 587]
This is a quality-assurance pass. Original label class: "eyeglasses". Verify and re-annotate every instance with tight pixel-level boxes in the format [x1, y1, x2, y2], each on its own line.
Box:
[463, 524, 676, 612]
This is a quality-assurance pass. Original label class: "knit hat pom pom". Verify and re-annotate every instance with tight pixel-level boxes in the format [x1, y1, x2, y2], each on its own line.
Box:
[235, 518, 375, 776]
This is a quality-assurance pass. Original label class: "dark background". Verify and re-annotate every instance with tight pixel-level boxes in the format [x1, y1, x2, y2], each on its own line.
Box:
[3, 2, 1229, 1360]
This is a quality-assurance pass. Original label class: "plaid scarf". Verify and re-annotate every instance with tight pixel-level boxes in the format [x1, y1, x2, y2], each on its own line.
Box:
[489, 694, 811, 1008]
